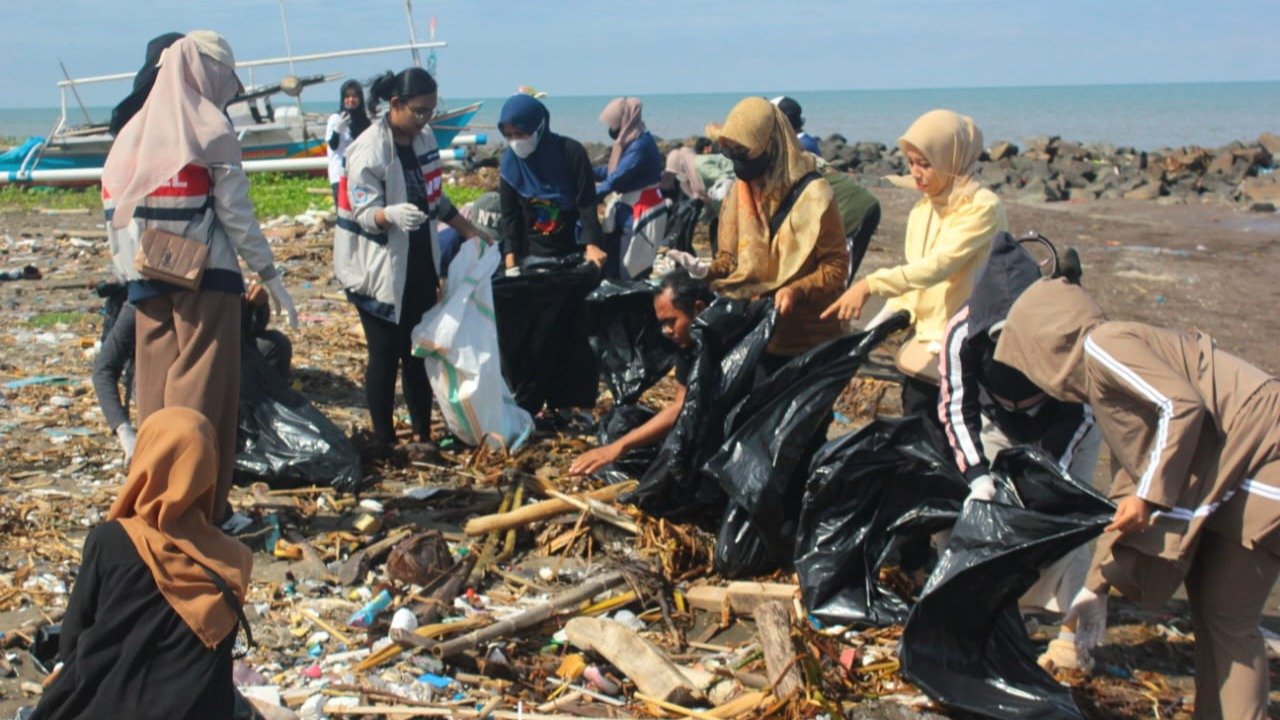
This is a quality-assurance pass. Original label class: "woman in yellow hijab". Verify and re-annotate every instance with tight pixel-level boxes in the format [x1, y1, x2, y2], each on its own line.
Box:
[822, 109, 1007, 422]
[705, 97, 848, 367]
[31, 407, 251, 720]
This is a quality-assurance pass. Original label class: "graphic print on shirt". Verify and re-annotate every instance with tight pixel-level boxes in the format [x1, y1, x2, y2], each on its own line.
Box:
[530, 198, 563, 236]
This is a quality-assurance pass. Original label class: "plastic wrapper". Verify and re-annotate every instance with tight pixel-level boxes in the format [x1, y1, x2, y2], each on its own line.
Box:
[235, 341, 363, 494]
[899, 447, 1115, 720]
[707, 312, 910, 578]
[492, 255, 601, 412]
[794, 416, 968, 627]
[584, 280, 676, 406]
[625, 297, 776, 523]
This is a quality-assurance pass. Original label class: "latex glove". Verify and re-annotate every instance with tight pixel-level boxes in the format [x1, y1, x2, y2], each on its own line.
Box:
[116, 423, 137, 464]
[965, 474, 997, 507]
[263, 275, 299, 328]
[504, 266, 521, 277]
[333, 111, 351, 133]
[666, 249, 709, 279]
[383, 203, 427, 232]
[1064, 587, 1109, 651]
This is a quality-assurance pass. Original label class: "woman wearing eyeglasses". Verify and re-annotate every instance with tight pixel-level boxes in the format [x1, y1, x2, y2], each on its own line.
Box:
[333, 67, 487, 463]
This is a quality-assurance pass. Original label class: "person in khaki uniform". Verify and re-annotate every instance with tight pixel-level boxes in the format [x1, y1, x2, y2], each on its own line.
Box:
[995, 277, 1280, 720]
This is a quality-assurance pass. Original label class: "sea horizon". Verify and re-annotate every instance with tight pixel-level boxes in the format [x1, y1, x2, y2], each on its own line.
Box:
[3, 80, 1278, 152]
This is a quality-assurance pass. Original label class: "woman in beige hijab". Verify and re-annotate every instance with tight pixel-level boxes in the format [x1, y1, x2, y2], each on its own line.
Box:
[822, 109, 1007, 424]
[101, 31, 296, 523]
[31, 407, 252, 720]
[705, 96, 848, 369]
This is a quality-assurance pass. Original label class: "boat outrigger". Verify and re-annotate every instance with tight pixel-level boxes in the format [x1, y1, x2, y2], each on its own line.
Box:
[0, 4, 486, 185]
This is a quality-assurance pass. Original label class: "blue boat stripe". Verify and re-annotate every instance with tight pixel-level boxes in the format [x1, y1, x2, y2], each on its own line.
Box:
[337, 217, 388, 245]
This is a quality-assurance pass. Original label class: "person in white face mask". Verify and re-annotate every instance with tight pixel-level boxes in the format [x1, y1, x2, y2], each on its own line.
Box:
[496, 94, 606, 272]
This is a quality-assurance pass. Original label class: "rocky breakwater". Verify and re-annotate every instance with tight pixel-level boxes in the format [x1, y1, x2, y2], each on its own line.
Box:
[821, 131, 1280, 210]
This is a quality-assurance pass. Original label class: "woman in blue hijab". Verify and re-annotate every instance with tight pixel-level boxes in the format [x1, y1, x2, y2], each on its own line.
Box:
[497, 94, 606, 272]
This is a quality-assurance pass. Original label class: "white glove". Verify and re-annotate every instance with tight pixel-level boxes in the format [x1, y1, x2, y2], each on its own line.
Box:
[333, 112, 351, 133]
[964, 473, 997, 507]
[1064, 587, 1109, 651]
[665, 249, 710, 279]
[503, 266, 521, 277]
[263, 275, 299, 328]
[383, 203, 427, 232]
[116, 423, 137, 464]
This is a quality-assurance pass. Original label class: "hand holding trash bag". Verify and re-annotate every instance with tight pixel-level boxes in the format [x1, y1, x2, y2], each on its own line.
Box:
[964, 474, 996, 506]
[584, 244, 608, 269]
[383, 202, 427, 232]
[1106, 495, 1153, 533]
[263, 276, 298, 328]
[1064, 586, 1108, 651]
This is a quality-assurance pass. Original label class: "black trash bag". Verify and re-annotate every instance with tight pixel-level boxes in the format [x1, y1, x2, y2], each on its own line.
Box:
[585, 280, 677, 405]
[492, 255, 601, 413]
[664, 197, 703, 254]
[625, 297, 777, 523]
[794, 415, 967, 627]
[899, 447, 1114, 720]
[235, 342, 363, 493]
[707, 312, 911, 578]
[593, 402, 659, 485]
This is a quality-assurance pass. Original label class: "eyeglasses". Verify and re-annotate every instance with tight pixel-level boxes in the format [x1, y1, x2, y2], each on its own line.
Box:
[406, 105, 435, 121]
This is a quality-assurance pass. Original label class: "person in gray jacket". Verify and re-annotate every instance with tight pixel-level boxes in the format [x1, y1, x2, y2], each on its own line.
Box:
[333, 67, 487, 462]
[100, 31, 297, 521]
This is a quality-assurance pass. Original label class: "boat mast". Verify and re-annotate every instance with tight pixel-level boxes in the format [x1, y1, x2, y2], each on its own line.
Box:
[404, 0, 423, 68]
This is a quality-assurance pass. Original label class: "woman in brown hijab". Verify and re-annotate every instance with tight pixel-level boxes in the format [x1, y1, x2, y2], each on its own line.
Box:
[705, 96, 848, 371]
[31, 407, 252, 720]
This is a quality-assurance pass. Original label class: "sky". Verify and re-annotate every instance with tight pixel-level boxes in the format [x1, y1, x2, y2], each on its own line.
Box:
[1, 0, 1276, 108]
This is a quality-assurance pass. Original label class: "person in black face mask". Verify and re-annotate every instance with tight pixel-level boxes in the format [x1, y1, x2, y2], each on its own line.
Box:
[593, 97, 666, 279]
[701, 97, 849, 374]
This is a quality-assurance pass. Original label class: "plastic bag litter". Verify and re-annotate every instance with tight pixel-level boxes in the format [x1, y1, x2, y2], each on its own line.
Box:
[235, 339, 363, 494]
[593, 403, 659, 485]
[492, 254, 601, 413]
[899, 447, 1114, 720]
[625, 297, 777, 523]
[664, 197, 704, 254]
[585, 280, 676, 406]
[794, 415, 967, 627]
[706, 312, 910, 578]
[412, 239, 533, 451]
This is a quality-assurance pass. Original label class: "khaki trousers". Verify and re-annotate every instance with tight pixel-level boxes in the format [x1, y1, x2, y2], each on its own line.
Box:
[134, 290, 241, 520]
[1185, 529, 1280, 719]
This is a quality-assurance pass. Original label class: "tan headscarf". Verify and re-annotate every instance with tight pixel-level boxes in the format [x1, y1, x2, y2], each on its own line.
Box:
[993, 278, 1108, 404]
[887, 109, 984, 211]
[705, 96, 824, 297]
[664, 146, 707, 201]
[600, 97, 646, 174]
[102, 32, 244, 229]
[107, 407, 253, 649]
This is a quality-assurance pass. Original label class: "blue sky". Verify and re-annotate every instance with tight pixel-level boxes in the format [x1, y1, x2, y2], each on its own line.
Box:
[1, 0, 1275, 108]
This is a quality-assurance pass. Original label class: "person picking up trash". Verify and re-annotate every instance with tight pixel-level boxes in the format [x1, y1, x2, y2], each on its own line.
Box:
[938, 232, 1101, 671]
[568, 268, 712, 476]
[995, 276, 1280, 720]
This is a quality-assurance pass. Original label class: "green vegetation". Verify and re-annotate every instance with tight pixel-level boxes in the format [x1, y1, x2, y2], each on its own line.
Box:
[0, 173, 489, 219]
[29, 311, 91, 328]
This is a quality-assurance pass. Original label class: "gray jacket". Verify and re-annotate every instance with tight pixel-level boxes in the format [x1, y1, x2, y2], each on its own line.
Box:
[333, 115, 456, 323]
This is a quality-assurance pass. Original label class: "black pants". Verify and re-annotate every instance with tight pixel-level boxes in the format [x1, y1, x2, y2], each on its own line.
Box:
[256, 330, 292, 380]
[899, 374, 944, 572]
[357, 305, 434, 446]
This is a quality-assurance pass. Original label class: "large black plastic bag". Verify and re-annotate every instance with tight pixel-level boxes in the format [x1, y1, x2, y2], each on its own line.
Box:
[625, 297, 777, 523]
[794, 416, 967, 627]
[899, 447, 1114, 720]
[492, 256, 601, 413]
[585, 280, 676, 406]
[707, 313, 911, 578]
[235, 343, 363, 493]
[593, 403, 659, 485]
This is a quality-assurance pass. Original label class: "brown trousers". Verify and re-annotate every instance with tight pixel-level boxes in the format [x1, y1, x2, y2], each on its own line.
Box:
[1185, 529, 1280, 719]
[135, 290, 241, 520]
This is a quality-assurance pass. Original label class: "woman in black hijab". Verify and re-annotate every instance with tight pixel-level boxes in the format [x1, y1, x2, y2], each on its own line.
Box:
[108, 32, 184, 136]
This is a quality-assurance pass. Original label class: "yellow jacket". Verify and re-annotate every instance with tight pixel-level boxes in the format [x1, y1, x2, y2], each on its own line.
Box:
[866, 188, 1007, 345]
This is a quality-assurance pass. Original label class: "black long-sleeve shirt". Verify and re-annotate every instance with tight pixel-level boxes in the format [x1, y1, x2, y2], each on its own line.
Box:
[499, 135, 603, 261]
[31, 521, 236, 720]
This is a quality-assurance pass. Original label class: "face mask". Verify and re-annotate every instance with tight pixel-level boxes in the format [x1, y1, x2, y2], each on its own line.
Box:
[608, 127, 620, 141]
[508, 119, 545, 159]
[732, 151, 772, 182]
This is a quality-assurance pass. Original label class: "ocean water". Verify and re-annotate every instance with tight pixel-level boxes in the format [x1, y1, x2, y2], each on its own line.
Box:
[3, 82, 1278, 151]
